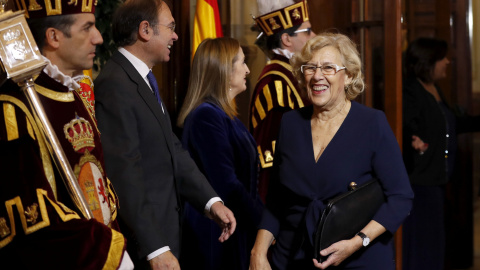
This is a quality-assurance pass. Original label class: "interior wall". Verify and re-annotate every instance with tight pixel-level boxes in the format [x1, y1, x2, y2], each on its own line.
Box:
[470, 4, 480, 266]
[472, 0, 480, 103]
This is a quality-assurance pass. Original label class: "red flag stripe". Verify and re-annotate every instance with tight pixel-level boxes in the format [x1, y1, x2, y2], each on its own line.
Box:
[205, 0, 223, 37]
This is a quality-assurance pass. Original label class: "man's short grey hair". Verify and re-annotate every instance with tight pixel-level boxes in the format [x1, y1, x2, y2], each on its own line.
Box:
[256, 0, 295, 15]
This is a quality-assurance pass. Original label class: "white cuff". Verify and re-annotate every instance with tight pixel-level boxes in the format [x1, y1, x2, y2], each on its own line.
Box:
[118, 251, 134, 270]
[146, 246, 170, 261]
[204, 197, 223, 218]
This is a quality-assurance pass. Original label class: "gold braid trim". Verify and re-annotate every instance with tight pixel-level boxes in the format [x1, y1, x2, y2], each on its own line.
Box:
[0, 95, 57, 198]
[275, 81, 285, 107]
[106, 178, 118, 222]
[257, 71, 304, 108]
[35, 84, 75, 102]
[3, 103, 18, 141]
[254, 85, 268, 120]
[266, 60, 293, 72]
[44, 0, 62, 16]
[0, 189, 80, 249]
[102, 229, 126, 270]
[72, 89, 100, 134]
[257, 145, 273, 169]
[251, 71, 304, 129]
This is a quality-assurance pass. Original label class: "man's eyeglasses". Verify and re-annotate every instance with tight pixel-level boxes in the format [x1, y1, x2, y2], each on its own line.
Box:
[294, 27, 312, 35]
[300, 64, 346, 76]
[159, 22, 176, 33]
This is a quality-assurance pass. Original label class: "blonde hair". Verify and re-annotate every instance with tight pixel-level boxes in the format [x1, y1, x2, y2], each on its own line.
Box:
[291, 32, 365, 100]
[177, 37, 240, 127]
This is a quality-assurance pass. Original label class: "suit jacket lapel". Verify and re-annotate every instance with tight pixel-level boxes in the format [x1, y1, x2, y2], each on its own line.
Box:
[111, 51, 175, 155]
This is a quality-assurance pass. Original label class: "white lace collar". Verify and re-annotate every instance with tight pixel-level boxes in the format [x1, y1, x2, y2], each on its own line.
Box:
[272, 48, 295, 59]
[41, 56, 81, 91]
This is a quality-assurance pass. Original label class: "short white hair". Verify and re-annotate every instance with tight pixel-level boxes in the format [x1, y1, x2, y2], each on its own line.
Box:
[257, 0, 296, 15]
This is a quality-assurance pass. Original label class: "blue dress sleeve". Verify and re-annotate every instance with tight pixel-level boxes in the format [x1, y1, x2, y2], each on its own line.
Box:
[372, 111, 414, 233]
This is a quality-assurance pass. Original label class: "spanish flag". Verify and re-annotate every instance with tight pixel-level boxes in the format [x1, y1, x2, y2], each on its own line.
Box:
[192, 0, 223, 58]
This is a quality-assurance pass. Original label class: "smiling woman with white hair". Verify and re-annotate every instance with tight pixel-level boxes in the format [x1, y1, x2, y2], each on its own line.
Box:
[249, 32, 413, 270]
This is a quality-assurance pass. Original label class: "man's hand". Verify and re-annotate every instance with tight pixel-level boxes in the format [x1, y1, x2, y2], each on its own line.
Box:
[149, 251, 180, 270]
[210, 201, 236, 242]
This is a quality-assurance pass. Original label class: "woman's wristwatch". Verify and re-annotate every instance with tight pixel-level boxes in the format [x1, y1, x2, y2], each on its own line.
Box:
[356, 232, 370, 247]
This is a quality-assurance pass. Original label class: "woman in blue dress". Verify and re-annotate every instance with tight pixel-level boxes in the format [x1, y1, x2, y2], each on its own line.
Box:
[249, 33, 414, 269]
[177, 37, 263, 270]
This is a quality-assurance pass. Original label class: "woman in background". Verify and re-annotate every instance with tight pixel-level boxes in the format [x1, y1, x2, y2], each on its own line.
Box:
[177, 37, 263, 270]
[402, 37, 480, 270]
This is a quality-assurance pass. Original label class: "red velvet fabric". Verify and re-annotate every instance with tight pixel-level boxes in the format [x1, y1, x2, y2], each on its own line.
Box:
[249, 54, 310, 202]
[0, 75, 125, 269]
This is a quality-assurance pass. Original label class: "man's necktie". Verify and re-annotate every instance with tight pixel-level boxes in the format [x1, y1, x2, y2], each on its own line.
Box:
[146, 71, 164, 113]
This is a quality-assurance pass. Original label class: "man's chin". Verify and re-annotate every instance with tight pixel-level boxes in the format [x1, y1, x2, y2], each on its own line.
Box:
[83, 62, 94, 71]
[73, 65, 94, 76]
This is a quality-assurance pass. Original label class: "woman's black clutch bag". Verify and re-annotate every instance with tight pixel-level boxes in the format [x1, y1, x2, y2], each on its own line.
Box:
[313, 179, 385, 262]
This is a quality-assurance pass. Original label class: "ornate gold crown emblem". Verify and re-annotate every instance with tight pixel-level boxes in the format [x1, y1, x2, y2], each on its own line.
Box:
[63, 115, 95, 152]
[254, 0, 309, 36]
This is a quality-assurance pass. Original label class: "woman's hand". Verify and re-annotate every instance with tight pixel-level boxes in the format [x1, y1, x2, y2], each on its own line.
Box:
[313, 220, 386, 269]
[411, 135, 429, 154]
[249, 229, 274, 270]
[249, 251, 272, 270]
[312, 237, 362, 269]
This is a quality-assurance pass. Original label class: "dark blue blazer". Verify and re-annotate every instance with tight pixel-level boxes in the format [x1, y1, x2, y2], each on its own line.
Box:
[180, 102, 263, 270]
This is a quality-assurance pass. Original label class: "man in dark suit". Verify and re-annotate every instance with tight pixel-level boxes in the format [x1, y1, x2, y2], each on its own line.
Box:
[94, 0, 236, 269]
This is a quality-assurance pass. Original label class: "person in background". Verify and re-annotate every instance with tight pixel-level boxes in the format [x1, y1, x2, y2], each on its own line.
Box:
[402, 37, 480, 270]
[0, 0, 133, 268]
[249, 33, 413, 270]
[177, 37, 263, 270]
[250, 0, 315, 202]
[94, 0, 236, 269]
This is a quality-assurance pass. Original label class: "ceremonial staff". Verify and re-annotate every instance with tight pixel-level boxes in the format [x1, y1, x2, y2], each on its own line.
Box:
[0, 7, 93, 219]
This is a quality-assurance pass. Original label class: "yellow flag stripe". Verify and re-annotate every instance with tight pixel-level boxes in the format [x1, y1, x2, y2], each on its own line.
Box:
[192, 0, 220, 58]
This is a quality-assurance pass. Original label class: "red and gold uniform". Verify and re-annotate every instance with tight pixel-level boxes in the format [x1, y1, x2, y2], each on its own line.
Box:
[251, 0, 311, 202]
[0, 71, 126, 269]
[250, 54, 309, 201]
